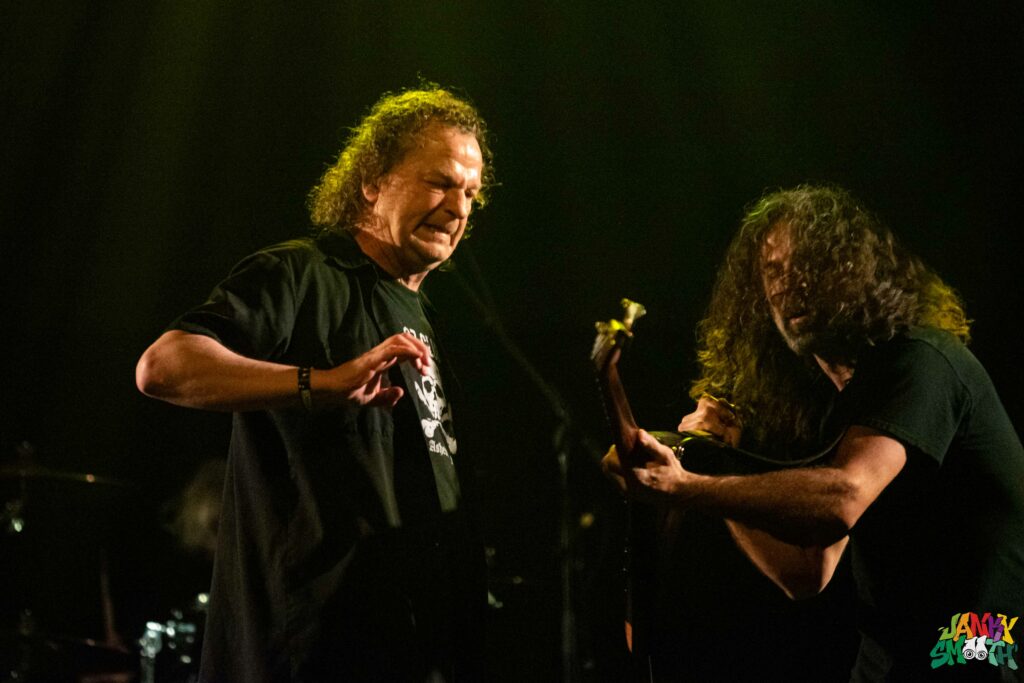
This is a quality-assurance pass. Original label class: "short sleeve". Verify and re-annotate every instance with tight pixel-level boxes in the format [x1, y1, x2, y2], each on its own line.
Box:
[843, 336, 970, 465]
[172, 250, 298, 361]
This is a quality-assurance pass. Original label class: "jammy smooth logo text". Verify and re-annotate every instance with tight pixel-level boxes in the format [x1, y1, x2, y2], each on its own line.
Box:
[930, 612, 1018, 670]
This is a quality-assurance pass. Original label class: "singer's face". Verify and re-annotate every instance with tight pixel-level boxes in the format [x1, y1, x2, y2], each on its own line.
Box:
[761, 223, 816, 356]
[360, 123, 483, 274]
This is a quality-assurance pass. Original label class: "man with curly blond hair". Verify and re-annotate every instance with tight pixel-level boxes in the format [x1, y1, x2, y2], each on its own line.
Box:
[137, 85, 493, 681]
[605, 185, 1024, 680]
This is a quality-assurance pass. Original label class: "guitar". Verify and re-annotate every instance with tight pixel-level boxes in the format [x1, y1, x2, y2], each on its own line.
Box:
[591, 299, 783, 474]
[591, 298, 695, 667]
[591, 299, 834, 667]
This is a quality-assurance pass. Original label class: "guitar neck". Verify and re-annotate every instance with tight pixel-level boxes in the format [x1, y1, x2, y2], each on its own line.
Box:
[596, 347, 641, 457]
[591, 299, 658, 661]
[592, 299, 647, 460]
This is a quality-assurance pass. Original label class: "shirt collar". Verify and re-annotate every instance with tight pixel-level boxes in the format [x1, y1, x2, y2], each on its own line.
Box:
[316, 229, 374, 270]
[315, 229, 437, 312]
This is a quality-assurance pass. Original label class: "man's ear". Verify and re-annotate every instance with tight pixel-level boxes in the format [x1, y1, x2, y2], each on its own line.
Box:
[362, 181, 380, 203]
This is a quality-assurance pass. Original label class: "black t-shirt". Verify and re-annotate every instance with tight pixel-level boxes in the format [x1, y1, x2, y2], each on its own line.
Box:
[375, 278, 461, 521]
[831, 328, 1024, 681]
[173, 234, 485, 682]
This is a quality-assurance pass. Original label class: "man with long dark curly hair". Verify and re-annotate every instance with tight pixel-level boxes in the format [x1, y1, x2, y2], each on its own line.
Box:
[604, 185, 1024, 680]
[137, 85, 492, 681]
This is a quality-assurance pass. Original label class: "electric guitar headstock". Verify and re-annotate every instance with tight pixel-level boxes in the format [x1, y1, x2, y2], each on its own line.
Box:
[591, 298, 647, 373]
[592, 299, 648, 457]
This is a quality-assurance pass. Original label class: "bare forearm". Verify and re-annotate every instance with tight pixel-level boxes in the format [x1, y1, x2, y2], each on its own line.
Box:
[137, 328, 430, 413]
[684, 467, 858, 546]
[615, 428, 906, 596]
[136, 330, 302, 412]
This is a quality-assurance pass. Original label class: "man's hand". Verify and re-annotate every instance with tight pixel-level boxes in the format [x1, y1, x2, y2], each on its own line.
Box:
[678, 395, 742, 447]
[316, 332, 432, 409]
[601, 430, 701, 505]
[137, 329, 432, 413]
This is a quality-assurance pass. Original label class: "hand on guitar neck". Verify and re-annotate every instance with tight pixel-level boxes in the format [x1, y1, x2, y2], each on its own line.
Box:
[593, 298, 728, 659]
[592, 299, 742, 489]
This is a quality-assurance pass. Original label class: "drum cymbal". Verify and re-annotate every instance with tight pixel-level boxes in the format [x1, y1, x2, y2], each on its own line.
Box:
[0, 629, 135, 676]
[0, 463, 131, 488]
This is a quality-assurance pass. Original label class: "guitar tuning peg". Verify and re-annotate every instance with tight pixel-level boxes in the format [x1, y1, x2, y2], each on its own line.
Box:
[619, 299, 647, 330]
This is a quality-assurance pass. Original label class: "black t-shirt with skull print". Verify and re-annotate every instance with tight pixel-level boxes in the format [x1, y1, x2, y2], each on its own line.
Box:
[374, 277, 462, 523]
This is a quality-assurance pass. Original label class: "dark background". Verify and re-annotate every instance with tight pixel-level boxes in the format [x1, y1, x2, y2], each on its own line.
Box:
[2, 2, 1022, 680]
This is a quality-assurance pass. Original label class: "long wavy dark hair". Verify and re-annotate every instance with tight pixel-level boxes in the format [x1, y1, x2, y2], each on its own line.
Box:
[690, 185, 970, 452]
[308, 84, 494, 235]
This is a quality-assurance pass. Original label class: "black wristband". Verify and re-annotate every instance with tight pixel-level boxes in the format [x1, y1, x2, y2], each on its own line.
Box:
[298, 366, 313, 412]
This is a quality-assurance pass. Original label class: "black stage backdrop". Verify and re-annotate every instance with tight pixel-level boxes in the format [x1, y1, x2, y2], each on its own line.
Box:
[2, 2, 1022, 681]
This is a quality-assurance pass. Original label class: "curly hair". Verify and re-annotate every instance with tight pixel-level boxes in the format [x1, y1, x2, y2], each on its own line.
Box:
[308, 84, 494, 235]
[690, 185, 970, 453]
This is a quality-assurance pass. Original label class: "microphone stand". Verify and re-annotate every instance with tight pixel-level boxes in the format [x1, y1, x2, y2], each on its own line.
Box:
[450, 244, 602, 683]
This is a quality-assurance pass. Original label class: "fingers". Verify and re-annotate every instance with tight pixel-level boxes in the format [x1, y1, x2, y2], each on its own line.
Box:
[366, 386, 404, 408]
[604, 434, 694, 503]
[630, 466, 656, 488]
[362, 334, 429, 369]
[322, 333, 435, 408]
[627, 461, 670, 500]
[379, 332, 432, 375]
[699, 395, 740, 426]
[344, 334, 430, 391]
[637, 429, 676, 464]
[678, 395, 742, 446]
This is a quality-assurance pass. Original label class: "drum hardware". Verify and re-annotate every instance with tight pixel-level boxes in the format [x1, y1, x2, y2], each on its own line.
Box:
[1, 450, 135, 537]
[1, 621, 134, 682]
[138, 594, 207, 683]
[2, 443, 142, 681]
[139, 616, 197, 683]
